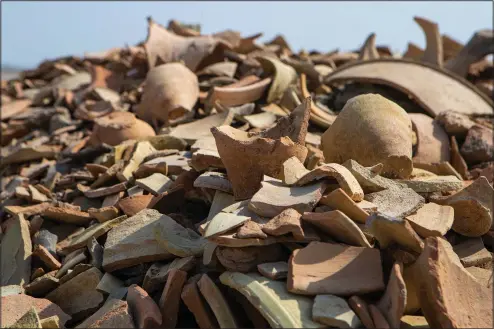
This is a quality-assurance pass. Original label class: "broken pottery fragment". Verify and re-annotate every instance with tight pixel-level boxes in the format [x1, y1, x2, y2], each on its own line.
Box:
[302, 210, 372, 247]
[142, 256, 196, 294]
[203, 212, 250, 238]
[212, 125, 308, 200]
[453, 237, 492, 268]
[102, 209, 176, 272]
[460, 125, 493, 165]
[466, 266, 493, 287]
[413, 17, 443, 66]
[197, 274, 239, 328]
[368, 305, 390, 329]
[33, 245, 61, 271]
[8, 307, 41, 329]
[288, 242, 384, 295]
[282, 156, 310, 185]
[89, 111, 155, 146]
[400, 315, 430, 328]
[405, 203, 454, 237]
[154, 220, 206, 257]
[433, 176, 493, 236]
[364, 187, 425, 218]
[257, 55, 297, 103]
[118, 141, 157, 181]
[249, 179, 325, 217]
[298, 164, 363, 201]
[366, 213, 424, 253]
[24, 273, 60, 298]
[410, 237, 493, 328]
[75, 298, 134, 329]
[135, 173, 173, 195]
[376, 262, 407, 329]
[322, 94, 413, 179]
[117, 194, 153, 216]
[193, 171, 233, 193]
[235, 220, 267, 239]
[319, 188, 370, 223]
[1, 215, 32, 286]
[87, 206, 119, 223]
[41, 206, 92, 225]
[262, 208, 305, 240]
[348, 296, 375, 329]
[398, 175, 463, 193]
[409, 113, 450, 165]
[181, 275, 219, 329]
[324, 59, 493, 117]
[96, 272, 126, 298]
[46, 267, 105, 322]
[127, 284, 162, 329]
[358, 33, 380, 60]
[207, 77, 272, 110]
[257, 261, 289, 280]
[169, 110, 233, 142]
[215, 244, 283, 272]
[220, 272, 324, 328]
[312, 294, 362, 328]
[159, 269, 187, 328]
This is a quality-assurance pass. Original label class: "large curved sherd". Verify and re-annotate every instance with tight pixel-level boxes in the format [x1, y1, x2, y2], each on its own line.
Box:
[322, 94, 414, 179]
[409, 113, 450, 165]
[137, 63, 199, 125]
[89, 111, 156, 146]
[212, 126, 307, 200]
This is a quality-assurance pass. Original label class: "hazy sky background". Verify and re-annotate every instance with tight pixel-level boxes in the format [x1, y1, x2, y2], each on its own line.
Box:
[2, 1, 492, 69]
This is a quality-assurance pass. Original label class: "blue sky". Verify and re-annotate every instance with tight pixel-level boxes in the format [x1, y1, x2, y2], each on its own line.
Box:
[2, 1, 492, 69]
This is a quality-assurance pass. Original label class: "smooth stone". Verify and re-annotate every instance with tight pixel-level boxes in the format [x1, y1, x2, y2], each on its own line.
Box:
[313, 294, 362, 328]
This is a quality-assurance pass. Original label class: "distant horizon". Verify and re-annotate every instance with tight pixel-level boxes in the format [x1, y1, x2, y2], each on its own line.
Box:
[2, 1, 492, 69]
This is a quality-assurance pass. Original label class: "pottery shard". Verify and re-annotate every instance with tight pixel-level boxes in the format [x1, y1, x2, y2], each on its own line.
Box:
[1, 215, 32, 287]
[281, 156, 310, 185]
[399, 175, 463, 193]
[212, 125, 307, 200]
[249, 179, 325, 218]
[367, 213, 424, 253]
[197, 273, 239, 328]
[409, 113, 450, 165]
[23, 273, 58, 298]
[319, 188, 370, 224]
[262, 208, 305, 240]
[127, 284, 162, 329]
[295, 163, 364, 202]
[203, 212, 251, 239]
[435, 111, 475, 137]
[236, 220, 267, 239]
[368, 304, 390, 329]
[220, 272, 324, 328]
[102, 209, 176, 272]
[364, 187, 425, 219]
[142, 256, 196, 294]
[453, 237, 492, 268]
[250, 96, 311, 145]
[405, 203, 454, 237]
[302, 211, 372, 247]
[46, 267, 105, 322]
[376, 262, 407, 329]
[159, 269, 188, 328]
[75, 298, 135, 329]
[1, 294, 71, 328]
[466, 266, 493, 287]
[460, 125, 493, 165]
[410, 237, 493, 328]
[348, 296, 375, 329]
[135, 173, 173, 196]
[41, 206, 92, 225]
[117, 194, 153, 217]
[118, 141, 157, 182]
[193, 171, 233, 193]
[216, 244, 283, 272]
[400, 315, 429, 328]
[89, 111, 155, 146]
[288, 241, 384, 296]
[181, 275, 219, 329]
[321, 94, 413, 179]
[341, 160, 406, 193]
[33, 245, 61, 271]
[257, 261, 289, 280]
[434, 176, 493, 236]
[313, 294, 362, 328]
[88, 206, 119, 223]
[137, 62, 199, 124]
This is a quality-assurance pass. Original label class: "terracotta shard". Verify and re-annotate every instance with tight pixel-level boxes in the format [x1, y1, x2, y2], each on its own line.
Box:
[142, 256, 196, 294]
[207, 77, 272, 109]
[433, 176, 493, 236]
[366, 213, 424, 253]
[364, 187, 425, 219]
[117, 194, 153, 216]
[145, 18, 227, 71]
[322, 94, 413, 179]
[42, 206, 92, 226]
[460, 125, 493, 165]
[299, 74, 336, 128]
[257, 261, 289, 280]
[368, 304, 390, 329]
[169, 110, 234, 143]
[313, 294, 362, 328]
[466, 266, 493, 287]
[414, 17, 443, 67]
[400, 315, 430, 328]
[348, 296, 375, 329]
[89, 111, 156, 146]
[2, 99, 32, 120]
[197, 273, 239, 328]
[256, 55, 297, 103]
[319, 188, 370, 224]
[181, 275, 219, 329]
[262, 208, 305, 239]
[410, 113, 450, 165]
[287, 241, 384, 296]
[249, 179, 325, 218]
[405, 203, 454, 237]
[410, 237, 493, 328]
[204, 212, 250, 239]
[376, 262, 407, 328]
[220, 272, 324, 328]
[212, 125, 307, 200]
[1, 215, 32, 286]
[74, 298, 134, 329]
[295, 163, 364, 201]
[137, 62, 199, 125]
[282, 156, 310, 185]
[33, 245, 61, 271]
[342, 159, 406, 193]
[215, 244, 283, 272]
[324, 59, 493, 116]
[235, 220, 267, 239]
[159, 269, 187, 328]
[453, 237, 492, 268]
[450, 136, 469, 179]
[302, 210, 372, 247]
[359, 33, 380, 60]
[88, 206, 119, 223]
